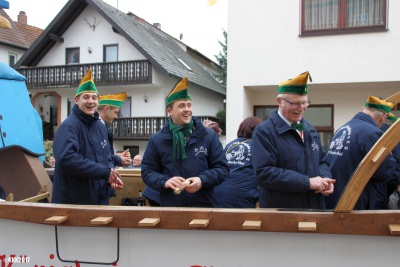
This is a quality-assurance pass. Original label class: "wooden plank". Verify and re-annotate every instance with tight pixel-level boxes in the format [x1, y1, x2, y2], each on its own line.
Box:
[5, 193, 13, 201]
[335, 117, 400, 213]
[91, 216, 113, 225]
[298, 222, 317, 232]
[385, 92, 400, 105]
[19, 192, 50, 203]
[45, 215, 68, 225]
[242, 220, 261, 230]
[388, 224, 400, 235]
[3, 202, 400, 236]
[138, 218, 160, 227]
[189, 219, 209, 228]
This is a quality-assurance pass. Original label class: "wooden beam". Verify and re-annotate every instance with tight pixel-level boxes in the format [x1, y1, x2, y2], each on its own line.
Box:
[189, 219, 209, 228]
[91, 216, 113, 225]
[388, 224, 400, 235]
[19, 192, 50, 203]
[335, 116, 400, 213]
[298, 222, 317, 232]
[138, 218, 160, 227]
[243, 220, 261, 230]
[2, 202, 400, 236]
[45, 215, 68, 225]
[5, 193, 13, 201]
[48, 33, 64, 43]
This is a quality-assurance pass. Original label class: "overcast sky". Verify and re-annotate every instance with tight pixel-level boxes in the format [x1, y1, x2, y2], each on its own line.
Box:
[5, 0, 227, 59]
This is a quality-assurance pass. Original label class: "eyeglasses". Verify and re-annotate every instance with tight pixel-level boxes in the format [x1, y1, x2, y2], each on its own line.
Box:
[280, 98, 311, 107]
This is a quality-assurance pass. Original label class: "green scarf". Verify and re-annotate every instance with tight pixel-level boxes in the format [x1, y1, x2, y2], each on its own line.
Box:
[291, 122, 305, 131]
[169, 118, 194, 160]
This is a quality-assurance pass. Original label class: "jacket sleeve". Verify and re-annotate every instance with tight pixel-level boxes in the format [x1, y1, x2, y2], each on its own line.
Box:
[55, 124, 111, 180]
[197, 132, 229, 189]
[141, 135, 170, 192]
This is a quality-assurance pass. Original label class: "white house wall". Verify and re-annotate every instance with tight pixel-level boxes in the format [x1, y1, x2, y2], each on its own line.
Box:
[38, 6, 146, 67]
[0, 43, 24, 65]
[227, 0, 400, 141]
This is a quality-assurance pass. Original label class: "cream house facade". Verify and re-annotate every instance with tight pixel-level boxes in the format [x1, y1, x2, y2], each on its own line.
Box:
[226, 0, 399, 148]
[15, 0, 225, 156]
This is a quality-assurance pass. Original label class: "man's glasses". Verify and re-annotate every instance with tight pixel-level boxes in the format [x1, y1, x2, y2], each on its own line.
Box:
[281, 98, 311, 107]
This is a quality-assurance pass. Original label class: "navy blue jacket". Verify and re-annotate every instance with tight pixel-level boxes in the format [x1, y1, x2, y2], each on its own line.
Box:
[252, 110, 331, 209]
[141, 117, 228, 207]
[325, 112, 396, 209]
[143, 185, 160, 205]
[52, 105, 113, 205]
[214, 137, 258, 208]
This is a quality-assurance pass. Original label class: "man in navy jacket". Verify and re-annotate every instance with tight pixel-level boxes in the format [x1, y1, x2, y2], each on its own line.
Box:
[141, 77, 228, 207]
[252, 71, 335, 209]
[325, 96, 396, 209]
[52, 69, 123, 205]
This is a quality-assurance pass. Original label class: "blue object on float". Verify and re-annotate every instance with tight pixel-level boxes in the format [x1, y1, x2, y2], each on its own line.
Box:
[0, 61, 45, 159]
[0, 0, 9, 9]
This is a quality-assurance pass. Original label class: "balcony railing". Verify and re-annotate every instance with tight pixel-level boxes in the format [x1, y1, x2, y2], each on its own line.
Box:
[15, 60, 152, 89]
[111, 116, 220, 140]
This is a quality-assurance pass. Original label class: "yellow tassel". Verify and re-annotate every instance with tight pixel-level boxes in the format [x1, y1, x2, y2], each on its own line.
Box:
[0, 15, 11, 29]
[208, 0, 217, 6]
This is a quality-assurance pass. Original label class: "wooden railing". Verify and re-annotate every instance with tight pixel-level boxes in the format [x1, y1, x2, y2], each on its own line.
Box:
[15, 60, 152, 89]
[111, 116, 220, 140]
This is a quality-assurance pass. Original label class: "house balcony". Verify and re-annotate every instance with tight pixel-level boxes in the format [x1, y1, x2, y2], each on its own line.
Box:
[111, 116, 220, 140]
[15, 60, 152, 89]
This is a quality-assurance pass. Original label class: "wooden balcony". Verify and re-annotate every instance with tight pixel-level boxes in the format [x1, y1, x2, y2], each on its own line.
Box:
[15, 60, 152, 89]
[112, 116, 220, 140]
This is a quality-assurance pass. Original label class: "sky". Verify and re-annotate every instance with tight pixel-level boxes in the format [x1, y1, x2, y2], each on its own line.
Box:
[4, 0, 228, 60]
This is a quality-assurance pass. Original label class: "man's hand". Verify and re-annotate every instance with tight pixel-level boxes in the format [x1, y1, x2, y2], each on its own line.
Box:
[185, 177, 202, 193]
[310, 176, 335, 195]
[119, 156, 132, 166]
[108, 168, 124, 190]
[165, 176, 186, 191]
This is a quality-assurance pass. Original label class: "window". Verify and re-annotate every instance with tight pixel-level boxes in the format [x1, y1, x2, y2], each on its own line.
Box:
[118, 97, 131, 118]
[67, 98, 75, 116]
[104, 44, 118, 62]
[9, 53, 17, 67]
[66, 47, 80, 65]
[301, 0, 387, 36]
[254, 104, 334, 152]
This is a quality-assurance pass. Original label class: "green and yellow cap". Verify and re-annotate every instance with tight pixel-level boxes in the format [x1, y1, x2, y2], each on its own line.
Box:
[278, 71, 312, 95]
[75, 68, 99, 96]
[388, 113, 398, 123]
[365, 96, 392, 114]
[99, 92, 127, 108]
[165, 76, 191, 106]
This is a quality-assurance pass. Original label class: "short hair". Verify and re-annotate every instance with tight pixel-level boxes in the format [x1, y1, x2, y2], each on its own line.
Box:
[97, 105, 117, 112]
[237, 116, 263, 138]
[203, 120, 222, 135]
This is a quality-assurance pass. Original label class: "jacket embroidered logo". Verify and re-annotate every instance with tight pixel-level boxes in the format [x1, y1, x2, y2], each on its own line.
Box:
[194, 146, 208, 156]
[311, 141, 319, 151]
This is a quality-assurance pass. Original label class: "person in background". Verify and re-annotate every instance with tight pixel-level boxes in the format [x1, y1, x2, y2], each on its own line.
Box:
[325, 96, 396, 210]
[252, 71, 335, 209]
[98, 92, 131, 168]
[52, 69, 123, 205]
[132, 154, 142, 168]
[214, 116, 262, 208]
[203, 120, 222, 136]
[141, 76, 228, 207]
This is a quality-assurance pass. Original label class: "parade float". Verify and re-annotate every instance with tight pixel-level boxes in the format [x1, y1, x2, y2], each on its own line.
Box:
[1, 59, 400, 266]
[1, 6, 400, 264]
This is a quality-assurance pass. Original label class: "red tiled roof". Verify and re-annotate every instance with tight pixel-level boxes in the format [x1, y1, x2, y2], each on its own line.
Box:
[0, 9, 43, 49]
